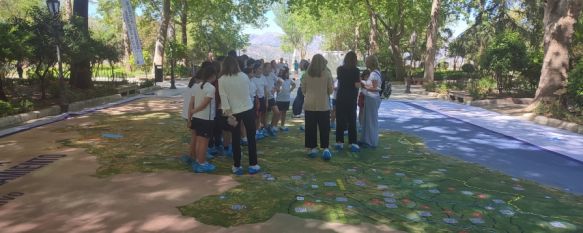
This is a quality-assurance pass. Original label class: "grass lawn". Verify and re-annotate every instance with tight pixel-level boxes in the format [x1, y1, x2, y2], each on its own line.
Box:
[58, 98, 583, 232]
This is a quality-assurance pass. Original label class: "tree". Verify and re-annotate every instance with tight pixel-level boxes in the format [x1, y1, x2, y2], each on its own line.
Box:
[532, 0, 583, 106]
[274, 4, 316, 59]
[152, 0, 171, 72]
[481, 31, 528, 94]
[69, 0, 92, 89]
[0, 21, 32, 100]
[424, 0, 442, 82]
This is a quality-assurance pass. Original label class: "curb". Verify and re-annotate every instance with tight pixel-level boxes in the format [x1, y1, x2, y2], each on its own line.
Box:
[422, 91, 582, 135]
[0, 86, 160, 129]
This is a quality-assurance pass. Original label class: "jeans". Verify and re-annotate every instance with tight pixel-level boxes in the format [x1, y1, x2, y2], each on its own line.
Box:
[232, 109, 257, 167]
[305, 110, 330, 149]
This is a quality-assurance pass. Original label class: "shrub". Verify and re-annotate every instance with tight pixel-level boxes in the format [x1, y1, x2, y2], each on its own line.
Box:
[140, 79, 155, 88]
[467, 77, 496, 100]
[461, 64, 476, 73]
[0, 100, 14, 117]
[423, 82, 437, 92]
[567, 61, 583, 110]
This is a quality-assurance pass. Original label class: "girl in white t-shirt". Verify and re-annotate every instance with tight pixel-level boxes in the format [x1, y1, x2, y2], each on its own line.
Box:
[275, 66, 295, 131]
[187, 65, 218, 173]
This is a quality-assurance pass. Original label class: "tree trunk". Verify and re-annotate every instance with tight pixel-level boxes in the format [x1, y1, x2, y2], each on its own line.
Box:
[368, 12, 380, 54]
[64, 0, 73, 20]
[180, 0, 189, 67]
[122, 18, 132, 72]
[390, 41, 406, 85]
[0, 77, 6, 101]
[532, 0, 582, 106]
[352, 23, 360, 51]
[70, 0, 92, 89]
[181, 0, 188, 46]
[152, 0, 171, 72]
[423, 0, 441, 83]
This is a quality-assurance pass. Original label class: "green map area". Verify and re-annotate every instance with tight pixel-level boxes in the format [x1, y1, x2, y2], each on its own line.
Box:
[58, 99, 583, 232]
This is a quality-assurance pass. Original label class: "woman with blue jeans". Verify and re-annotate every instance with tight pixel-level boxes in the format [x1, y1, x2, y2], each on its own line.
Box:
[360, 55, 382, 148]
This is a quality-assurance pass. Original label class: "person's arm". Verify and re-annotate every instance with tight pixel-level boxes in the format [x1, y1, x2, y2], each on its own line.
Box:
[276, 79, 283, 93]
[291, 81, 296, 92]
[301, 74, 307, 96]
[366, 77, 380, 92]
[218, 78, 231, 115]
[188, 95, 195, 128]
[327, 73, 334, 96]
[192, 97, 212, 113]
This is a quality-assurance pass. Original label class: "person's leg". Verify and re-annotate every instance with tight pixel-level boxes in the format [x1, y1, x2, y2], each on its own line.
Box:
[304, 111, 317, 149]
[280, 110, 287, 127]
[241, 110, 258, 166]
[318, 111, 331, 149]
[190, 130, 197, 159]
[270, 104, 280, 130]
[231, 118, 242, 168]
[335, 106, 347, 144]
[347, 104, 358, 145]
[195, 136, 210, 164]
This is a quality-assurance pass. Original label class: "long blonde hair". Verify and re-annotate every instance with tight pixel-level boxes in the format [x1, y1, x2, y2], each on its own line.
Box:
[307, 54, 328, 77]
[365, 55, 380, 71]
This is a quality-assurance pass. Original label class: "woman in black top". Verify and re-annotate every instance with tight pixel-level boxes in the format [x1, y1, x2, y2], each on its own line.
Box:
[334, 51, 362, 152]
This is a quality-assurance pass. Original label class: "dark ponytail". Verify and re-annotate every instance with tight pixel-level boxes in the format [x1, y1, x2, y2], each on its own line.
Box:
[189, 61, 213, 88]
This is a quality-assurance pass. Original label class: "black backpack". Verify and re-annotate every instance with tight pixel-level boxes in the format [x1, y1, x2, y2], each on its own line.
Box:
[375, 70, 392, 99]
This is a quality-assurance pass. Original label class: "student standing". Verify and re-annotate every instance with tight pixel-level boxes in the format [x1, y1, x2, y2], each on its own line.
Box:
[264, 63, 280, 136]
[275, 66, 295, 131]
[360, 55, 382, 148]
[188, 65, 218, 173]
[219, 56, 261, 175]
[301, 54, 334, 160]
[251, 62, 268, 135]
[335, 51, 361, 152]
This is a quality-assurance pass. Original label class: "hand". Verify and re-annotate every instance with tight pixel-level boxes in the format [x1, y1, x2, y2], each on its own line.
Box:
[187, 120, 192, 129]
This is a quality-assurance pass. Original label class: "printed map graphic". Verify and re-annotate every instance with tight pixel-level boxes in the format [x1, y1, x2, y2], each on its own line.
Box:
[57, 99, 583, 232]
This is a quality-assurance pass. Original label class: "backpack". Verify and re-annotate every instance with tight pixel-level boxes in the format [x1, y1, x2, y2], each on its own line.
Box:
[375, 70, 392, 99]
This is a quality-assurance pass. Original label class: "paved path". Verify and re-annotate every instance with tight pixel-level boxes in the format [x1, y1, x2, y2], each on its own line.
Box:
[378, 100, 583, 194]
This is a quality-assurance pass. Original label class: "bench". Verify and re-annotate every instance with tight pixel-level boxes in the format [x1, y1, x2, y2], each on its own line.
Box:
[115, 84, 140, 96]
[448, 91, 473, 103]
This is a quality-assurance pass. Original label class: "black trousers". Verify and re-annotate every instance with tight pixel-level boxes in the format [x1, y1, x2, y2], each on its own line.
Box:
[335, 102, 357, 144]
[305, 110, 330, 149]
[209, 109, 223, 148]
[231, 109, 258, 167]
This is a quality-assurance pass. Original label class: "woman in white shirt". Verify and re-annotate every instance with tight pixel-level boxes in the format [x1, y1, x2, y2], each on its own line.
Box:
[360, 55, 382, 148]
[218, 56, 261, 175]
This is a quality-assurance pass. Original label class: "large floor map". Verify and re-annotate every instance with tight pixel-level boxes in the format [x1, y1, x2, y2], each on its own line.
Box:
[57, 99, 583, 232]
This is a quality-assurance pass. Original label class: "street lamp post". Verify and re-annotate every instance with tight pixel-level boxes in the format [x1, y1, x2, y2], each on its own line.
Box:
[46, 0, 68, 113]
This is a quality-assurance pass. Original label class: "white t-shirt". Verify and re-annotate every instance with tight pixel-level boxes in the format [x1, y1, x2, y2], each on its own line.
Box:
[191, 82, 216, 120]
[252, 75, 267, 98]
[218, 72, 254, 115]
[266, 73, 277, 99]
[276, 78, 292, 102]
[363, 70, 382, 98]
[249, 78, 257, 100]
[182, 86, 193, 119]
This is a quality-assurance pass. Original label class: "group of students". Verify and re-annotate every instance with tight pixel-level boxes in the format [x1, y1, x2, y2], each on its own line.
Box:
[182, 50, 383, 175]
[182, 51, 295, 175]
